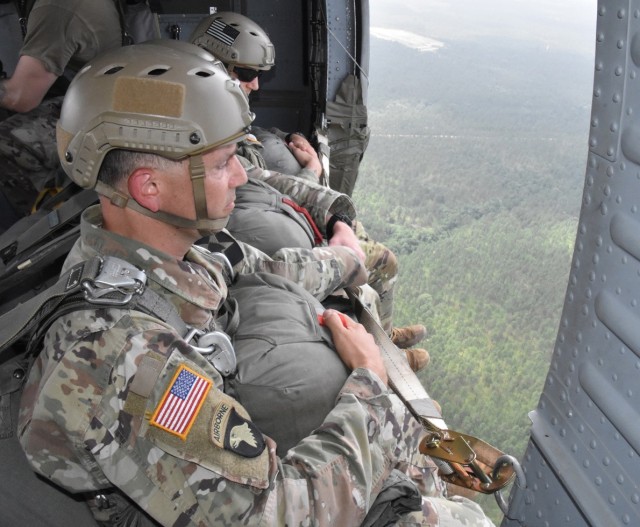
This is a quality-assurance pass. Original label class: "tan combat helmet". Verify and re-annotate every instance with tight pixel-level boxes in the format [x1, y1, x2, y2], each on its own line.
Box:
[57, 42, 254, 234]
[189, 11, 275, 71]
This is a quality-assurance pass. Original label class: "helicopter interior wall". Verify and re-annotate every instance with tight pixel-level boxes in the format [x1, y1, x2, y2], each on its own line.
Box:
[0, 1, 318, 134]
[0, 3, 21, 78]
[502, 1, 640, 525]
[243, 2, 313, 133]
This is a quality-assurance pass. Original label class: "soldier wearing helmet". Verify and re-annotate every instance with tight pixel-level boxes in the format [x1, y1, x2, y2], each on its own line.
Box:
[15, 42, 404, 526]
[17, 42, 495, 527]
[190, 10, 275, 87]
[189, 12, 428, 357]
[189, 11, 320, 175]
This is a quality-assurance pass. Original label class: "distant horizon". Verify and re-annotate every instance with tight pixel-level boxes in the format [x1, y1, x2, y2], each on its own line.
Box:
[370, 27, 444, 53]
[370, 0, 597, 58]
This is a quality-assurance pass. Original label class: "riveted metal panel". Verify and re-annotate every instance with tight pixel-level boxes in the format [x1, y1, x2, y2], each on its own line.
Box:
[504, 1, 640, 525]
[326, 0, 357, 101]
[589, 1, 629, 160]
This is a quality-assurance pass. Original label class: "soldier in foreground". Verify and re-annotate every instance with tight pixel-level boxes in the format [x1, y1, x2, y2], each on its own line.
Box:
[18, 43, 494, 526]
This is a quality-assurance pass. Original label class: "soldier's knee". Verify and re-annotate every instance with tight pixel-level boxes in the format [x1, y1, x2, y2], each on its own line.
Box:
[385, 247, 398, 276]
[365, 242, 398, 278]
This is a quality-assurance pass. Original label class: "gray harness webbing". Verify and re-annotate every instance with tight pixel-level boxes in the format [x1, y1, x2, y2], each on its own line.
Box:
[1, 256, 164, 349]
[345, 287, 445, 425]
[0, 255, 236, 376]
[346, 287, 522, 501]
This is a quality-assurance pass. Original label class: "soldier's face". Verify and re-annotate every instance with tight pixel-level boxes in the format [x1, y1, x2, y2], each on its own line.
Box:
[200, 144, 247, 219]
[229, 70, 261, 96]
[165, 144, 247, 223]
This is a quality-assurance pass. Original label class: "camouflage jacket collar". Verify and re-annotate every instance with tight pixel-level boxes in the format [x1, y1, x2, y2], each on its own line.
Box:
[77, 205, 224, 312]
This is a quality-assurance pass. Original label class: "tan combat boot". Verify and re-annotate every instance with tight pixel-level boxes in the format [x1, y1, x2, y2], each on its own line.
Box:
[391, 324, 427, 349]
[404, 348, 430, 372]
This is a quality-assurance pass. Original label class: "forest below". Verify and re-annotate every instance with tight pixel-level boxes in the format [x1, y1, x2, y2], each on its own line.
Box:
[351, 35, 594, 521]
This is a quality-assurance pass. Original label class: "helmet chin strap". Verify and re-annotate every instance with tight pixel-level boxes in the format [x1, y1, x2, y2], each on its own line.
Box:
[188, 154, 229, 237]
[94, 153, 229, 236]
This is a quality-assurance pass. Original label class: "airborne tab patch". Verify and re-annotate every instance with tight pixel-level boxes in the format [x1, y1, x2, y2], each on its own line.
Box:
[151, 365, 212, 440]
[210, 403, 265, 458]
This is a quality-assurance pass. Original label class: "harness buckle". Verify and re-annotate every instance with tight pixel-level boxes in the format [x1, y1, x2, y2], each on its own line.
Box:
[210, 251, 235, 285]
[186, 328, 237, 376]
[83, 257, 147, 305]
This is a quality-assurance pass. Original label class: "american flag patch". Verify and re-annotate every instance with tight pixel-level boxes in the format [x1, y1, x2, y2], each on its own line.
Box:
[206, 19, 240, 46]
[150, 365, 212, 440]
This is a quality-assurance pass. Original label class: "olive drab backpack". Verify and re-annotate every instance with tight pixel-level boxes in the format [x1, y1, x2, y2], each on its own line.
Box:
[0, 185, 100, 527]
[0, 185, 159, 527]
[0, 192, 218, 526]
[0, 184, 98, 313]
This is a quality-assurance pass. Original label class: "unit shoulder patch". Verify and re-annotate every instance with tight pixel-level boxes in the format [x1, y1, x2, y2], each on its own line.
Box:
[210, 402, 266, 458]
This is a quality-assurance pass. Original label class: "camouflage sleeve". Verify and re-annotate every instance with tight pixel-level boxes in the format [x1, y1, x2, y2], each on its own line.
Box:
[295, 166, 321, 183]
[237, 139, 268, 170]
[191, 232, 366, 299]
[240, 157, 356, 231]
[237, 240, 368, 299]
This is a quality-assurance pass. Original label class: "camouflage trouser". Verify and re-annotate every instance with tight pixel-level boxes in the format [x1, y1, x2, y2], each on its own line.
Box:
[0, 96, 64, 217]
[373, 396, 496, 527]
[356, 220, 398, 334]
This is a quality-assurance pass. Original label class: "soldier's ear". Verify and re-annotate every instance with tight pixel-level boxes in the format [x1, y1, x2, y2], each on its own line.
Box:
[128, 168, 161, 212]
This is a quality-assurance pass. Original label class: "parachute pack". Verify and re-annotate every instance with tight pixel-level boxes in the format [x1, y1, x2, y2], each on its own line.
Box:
[227, 177, 320, 256]
[0, 182, 98, 527]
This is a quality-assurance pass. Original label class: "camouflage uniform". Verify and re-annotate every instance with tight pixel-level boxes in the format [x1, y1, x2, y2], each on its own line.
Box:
[0, 96, 63, 214]
[238, 153, 398, 332]
[354, 219, 398, 334]
[17, 205, 493, 526]
[241, 158, 355, 226]
[0, 0, 121, 217]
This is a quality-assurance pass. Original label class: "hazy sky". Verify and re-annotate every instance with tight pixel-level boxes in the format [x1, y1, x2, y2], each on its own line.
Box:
[370, 0, 597, 57]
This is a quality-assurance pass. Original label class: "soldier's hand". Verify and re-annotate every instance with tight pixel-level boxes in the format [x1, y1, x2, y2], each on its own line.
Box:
[322, 309, 388, 385]
[288, 138, 322, 179]
[328, 222, 366, 262]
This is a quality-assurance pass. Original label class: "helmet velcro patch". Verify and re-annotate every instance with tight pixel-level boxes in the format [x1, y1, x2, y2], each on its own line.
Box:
[113, 77, 185, 118]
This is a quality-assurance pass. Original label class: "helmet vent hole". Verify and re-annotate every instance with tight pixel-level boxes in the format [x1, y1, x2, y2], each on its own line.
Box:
[148, 68, 169, 76]
[195, 70, 213, 77]
[249, 31, 258, 36]
[104, 66, 124, 75]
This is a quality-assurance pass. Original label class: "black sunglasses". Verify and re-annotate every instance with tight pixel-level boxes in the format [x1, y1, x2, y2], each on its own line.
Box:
[232, 66, 263, 83]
